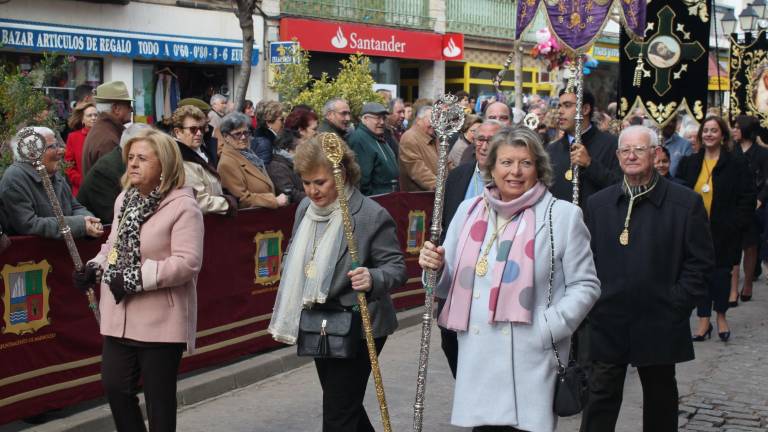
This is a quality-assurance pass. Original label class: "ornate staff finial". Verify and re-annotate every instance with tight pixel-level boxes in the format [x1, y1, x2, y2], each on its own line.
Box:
[16, 127, 47, 163]
[523, 112, 540, 130]
[431, 94, 465, 142]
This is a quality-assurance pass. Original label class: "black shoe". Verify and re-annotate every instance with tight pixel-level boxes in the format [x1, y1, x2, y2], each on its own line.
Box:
[740, 292, 752, 302]
[719, 330, 731, 342]
[729, 300, 739, 307]
[692, 323, 713, 341]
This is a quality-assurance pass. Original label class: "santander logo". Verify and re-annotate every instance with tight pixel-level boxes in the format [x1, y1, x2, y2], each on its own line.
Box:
[331, 27, 348, 49]
[443, 37, 461, 58]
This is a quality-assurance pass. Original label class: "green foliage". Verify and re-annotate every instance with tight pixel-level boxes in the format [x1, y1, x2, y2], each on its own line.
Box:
[272, 49, 383, 120]
[0, 53, 67, 175]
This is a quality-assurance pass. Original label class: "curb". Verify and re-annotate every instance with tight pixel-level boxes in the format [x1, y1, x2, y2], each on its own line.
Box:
[23, 307, 425, 432]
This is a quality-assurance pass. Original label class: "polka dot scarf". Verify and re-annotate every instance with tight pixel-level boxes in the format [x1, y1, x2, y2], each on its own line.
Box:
[439, 182, 546, 332]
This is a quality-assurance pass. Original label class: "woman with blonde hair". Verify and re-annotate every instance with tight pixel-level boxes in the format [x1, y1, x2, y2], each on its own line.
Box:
[72, 128, 204, 431]
[268, 134, 406, 431]
[65, 102, 99, 195]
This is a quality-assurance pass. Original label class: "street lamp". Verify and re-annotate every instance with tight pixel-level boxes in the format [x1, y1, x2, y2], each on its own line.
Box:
[753, 0, 768, 20]
[740, 5, 759, 33]
[721, 9, 738, 35]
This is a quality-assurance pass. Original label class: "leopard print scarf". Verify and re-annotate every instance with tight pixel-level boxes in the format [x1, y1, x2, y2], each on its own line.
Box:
[103, 187, 163, 296]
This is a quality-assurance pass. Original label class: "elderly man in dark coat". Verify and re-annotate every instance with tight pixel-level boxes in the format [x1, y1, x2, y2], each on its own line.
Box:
[581, 126, 715, 432]
[82, 81, 132, 175]
[348, 102, 399, 195]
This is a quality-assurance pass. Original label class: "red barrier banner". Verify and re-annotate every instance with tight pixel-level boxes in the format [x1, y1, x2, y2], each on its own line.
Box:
[0, 192, 434, 425]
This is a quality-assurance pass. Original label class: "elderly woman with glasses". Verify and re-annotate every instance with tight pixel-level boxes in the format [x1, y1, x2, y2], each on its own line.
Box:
[217, 112, 289, 209]
[172, 105, 236, 215]
[419, 127, 600, 431]
[0, 126, 104, 239]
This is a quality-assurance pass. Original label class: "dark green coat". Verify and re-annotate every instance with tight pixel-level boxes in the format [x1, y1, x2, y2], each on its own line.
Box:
[347, 124, 399, 196]
[77, 146, 125, 223]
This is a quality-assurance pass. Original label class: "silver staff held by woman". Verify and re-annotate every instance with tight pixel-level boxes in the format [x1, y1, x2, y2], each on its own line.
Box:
[412, 94, 464, 432]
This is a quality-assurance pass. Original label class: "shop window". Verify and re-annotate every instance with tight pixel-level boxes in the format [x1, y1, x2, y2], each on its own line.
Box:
[445, 65, 464, 79]
[134, 62, 231, 125]
[469, 68, 498, 80]
[0, 52, 102, 122]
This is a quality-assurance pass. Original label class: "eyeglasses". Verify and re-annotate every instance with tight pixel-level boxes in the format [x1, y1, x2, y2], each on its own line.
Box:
[363, 114, 386, 121]
[487, 115, 510, 121]
[617, 146, 653, 157]
[228, 130, 250, 140]
[182, 126, 205, 135]
[476, 136, 492, 143]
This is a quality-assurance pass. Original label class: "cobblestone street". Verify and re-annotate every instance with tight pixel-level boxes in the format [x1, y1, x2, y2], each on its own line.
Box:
[676, 287, 768, 432]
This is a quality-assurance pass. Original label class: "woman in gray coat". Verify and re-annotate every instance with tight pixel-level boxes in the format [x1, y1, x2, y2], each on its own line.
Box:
[420, 127, 600, 431]
[268, 135, 406, 432]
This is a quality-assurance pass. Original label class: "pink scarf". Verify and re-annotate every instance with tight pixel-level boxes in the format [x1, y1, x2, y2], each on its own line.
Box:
[439, 182, 546, 331]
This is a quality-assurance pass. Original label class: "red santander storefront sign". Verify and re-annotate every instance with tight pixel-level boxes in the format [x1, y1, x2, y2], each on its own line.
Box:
[280, 18, 463, 61]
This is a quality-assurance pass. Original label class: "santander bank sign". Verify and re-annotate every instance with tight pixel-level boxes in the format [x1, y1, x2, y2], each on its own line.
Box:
[280, 18, 463, 61]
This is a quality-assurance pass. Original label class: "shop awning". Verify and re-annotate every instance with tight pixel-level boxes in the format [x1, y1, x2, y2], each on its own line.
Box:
[708, 52, 729, 91]
[0, 19, 259, 65]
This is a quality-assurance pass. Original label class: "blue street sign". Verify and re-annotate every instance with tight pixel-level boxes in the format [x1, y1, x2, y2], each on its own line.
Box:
[270, 41, 300, 65]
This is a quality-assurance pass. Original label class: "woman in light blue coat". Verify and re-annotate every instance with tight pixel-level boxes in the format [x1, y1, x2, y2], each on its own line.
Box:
[420, 127, 600, 432]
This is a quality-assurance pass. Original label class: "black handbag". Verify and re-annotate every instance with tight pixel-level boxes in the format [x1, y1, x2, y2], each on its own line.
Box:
[544, 198, 589, 417]
[297, 307, 361, 359]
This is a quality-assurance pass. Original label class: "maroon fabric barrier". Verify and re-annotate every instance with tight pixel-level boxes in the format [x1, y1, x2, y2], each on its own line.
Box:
[0, 191, 434, 425]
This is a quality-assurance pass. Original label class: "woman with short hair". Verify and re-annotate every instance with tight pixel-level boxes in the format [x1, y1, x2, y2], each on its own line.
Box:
[267, 109, 318, 203]
[218, 112, 289, 209]
[268, 134, 406, 431]
[252, 100, 285, 164]
[419, 126, 600, 431]
[447, 114, 481, 167]
[172, 105, 236, 215]
[73, 128, 204, 431]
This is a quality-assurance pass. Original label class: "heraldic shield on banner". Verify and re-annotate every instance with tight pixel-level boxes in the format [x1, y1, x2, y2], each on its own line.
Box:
[729, 31, 768, 129]
[254, 231, 284, 285]
[2, 261, 52, 335]
[618, 1, 710, 127]
[406, 210, 426, 254]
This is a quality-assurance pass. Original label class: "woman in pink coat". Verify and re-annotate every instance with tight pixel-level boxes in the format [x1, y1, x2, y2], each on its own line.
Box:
[73, 128, 204, 432]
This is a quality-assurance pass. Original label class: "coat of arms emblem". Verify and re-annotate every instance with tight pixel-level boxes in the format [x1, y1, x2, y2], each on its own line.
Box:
[254, 231, 284, 285]
[2, 260, 52, 335]
[406, 210, 427, 254]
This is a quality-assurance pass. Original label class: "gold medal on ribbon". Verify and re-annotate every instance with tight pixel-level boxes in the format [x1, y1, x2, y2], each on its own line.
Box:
[619, 229, 629, 246]
[564, 169, 573, 181]
[107, 248, 118, 265]
[475, 257, 488, 277]
[304, 260, 317, 279]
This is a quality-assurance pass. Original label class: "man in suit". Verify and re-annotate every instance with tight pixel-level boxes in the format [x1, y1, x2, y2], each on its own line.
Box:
[437, 119, 503, 377]
[581, 126, 714, 432]
[547, 89, 620, 212]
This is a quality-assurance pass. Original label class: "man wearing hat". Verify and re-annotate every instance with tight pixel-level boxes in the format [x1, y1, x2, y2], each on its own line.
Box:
[82, 81, 133, 175]
[348, 102, 399, 195]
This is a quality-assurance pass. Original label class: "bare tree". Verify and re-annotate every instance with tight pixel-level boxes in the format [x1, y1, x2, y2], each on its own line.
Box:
[232, 0, 257, 112]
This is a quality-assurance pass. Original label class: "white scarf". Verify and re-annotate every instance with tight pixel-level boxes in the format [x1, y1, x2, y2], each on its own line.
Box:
[267, 186, 352, 344]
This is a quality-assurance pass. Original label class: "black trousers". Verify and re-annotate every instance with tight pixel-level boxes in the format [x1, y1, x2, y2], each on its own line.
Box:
[101, 336, 185, 432]
[580, 361, 678, 432]
[437, 298, 458, 378]
[314, 336, 386, 432]
[697, 266, 732, 317]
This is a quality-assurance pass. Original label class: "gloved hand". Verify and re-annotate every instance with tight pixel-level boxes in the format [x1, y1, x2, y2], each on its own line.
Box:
[224, 195, 238, 218]
[109, 273, 128, 304]
[72, 262, 100, 292]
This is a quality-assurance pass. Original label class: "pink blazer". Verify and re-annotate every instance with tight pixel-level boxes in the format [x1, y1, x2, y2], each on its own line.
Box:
[91, 187, 204, 352]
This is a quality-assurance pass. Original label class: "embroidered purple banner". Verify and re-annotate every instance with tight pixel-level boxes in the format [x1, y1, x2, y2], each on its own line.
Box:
[516, 0, 646, 52]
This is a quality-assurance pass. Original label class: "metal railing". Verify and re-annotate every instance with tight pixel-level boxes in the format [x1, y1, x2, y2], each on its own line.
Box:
[281, 0, 435, 30]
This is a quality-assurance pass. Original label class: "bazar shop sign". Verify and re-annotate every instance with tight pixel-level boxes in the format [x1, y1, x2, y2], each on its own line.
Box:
[280, 17, 463, 61]
[0, 19, 259, 65]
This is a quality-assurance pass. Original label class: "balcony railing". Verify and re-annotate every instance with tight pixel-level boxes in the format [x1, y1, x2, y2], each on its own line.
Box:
[446, 0, 516, 40]
[281, 0, 435, 30]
